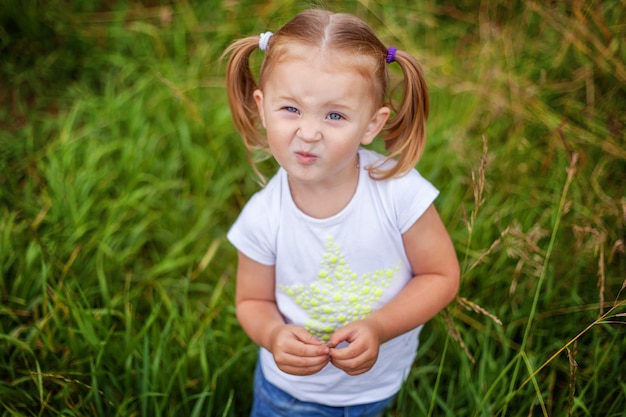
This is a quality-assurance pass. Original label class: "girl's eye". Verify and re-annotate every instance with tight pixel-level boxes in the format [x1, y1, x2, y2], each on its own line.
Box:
[327, 112, 344, 121]
[284, 106, 299, 114]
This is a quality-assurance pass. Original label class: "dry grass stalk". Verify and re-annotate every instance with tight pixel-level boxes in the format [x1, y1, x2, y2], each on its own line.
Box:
[597, 243, 606, 317]
[463, 135, 488, 235]
[443, 309, 475, 364]
[466, 225, 510, 273]
[456, 296, 503, 326]
[467, 221, 547, 298]
[567, 341, 579, 417]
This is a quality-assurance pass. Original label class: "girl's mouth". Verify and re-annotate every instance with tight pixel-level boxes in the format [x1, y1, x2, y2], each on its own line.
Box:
[295, 151, 318, 164]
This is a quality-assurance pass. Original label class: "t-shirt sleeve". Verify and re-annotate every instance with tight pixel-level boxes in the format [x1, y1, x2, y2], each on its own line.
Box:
[391, 169, 440, 234]
[226, 191, 277, 266]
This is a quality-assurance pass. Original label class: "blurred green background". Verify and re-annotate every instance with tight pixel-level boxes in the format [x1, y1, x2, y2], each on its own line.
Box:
[1, 1, 624, 416]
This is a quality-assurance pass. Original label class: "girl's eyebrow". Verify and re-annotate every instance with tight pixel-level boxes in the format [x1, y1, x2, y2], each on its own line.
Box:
[270, 84, 361, 111]
[273, 95, 356, 111]
[320, 102, 359, 113]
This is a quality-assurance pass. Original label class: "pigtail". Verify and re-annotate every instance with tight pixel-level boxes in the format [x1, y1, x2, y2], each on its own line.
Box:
[222, 36, 267, 153]
[374, 50, 430, 179]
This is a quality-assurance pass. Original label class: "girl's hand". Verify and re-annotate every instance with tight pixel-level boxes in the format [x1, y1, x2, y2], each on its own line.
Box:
[234, 253, 329, 376]
[327, 319, 382, 375]
[269, 324, 331, 376]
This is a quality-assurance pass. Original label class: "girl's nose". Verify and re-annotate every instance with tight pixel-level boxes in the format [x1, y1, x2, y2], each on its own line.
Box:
[297, 118, 322, 142]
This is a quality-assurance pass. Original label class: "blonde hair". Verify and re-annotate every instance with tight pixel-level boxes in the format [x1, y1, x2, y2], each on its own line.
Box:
[223, 9, 429, 180]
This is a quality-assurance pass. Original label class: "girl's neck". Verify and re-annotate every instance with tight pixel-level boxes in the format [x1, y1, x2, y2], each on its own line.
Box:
[288, 155, 360, 219]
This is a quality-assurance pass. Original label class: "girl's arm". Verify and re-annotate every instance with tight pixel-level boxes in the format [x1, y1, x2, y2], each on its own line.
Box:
[235, 251, 330, 375]
[329, 204, 460, 375]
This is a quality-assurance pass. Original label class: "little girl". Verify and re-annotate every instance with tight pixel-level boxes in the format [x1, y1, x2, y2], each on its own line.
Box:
[224, 9, 460, 417]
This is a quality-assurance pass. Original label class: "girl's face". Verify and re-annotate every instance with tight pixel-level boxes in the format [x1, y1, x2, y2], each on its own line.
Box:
[254, 51, 389, 192]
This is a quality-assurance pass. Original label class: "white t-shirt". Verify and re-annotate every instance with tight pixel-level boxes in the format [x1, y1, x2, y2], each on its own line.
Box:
[227, 148, 439, 406]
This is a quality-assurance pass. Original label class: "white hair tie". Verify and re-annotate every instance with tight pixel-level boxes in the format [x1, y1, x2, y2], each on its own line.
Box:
[259, 32, 273, 51]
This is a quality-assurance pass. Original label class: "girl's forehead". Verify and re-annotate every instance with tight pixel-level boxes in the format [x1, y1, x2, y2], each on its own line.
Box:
[276, 46, 344, 68]
[265, 46, 374, 80]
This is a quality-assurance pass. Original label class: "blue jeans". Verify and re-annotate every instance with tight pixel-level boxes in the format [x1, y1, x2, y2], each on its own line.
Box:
[250, 363, 395, 417]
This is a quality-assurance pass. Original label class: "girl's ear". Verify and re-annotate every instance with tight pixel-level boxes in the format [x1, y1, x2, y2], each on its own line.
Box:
[360, 106, 391, 145]
[253, 89, 265, 127]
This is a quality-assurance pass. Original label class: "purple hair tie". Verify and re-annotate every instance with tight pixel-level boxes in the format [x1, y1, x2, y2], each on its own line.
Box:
[386, 46, 397, 64]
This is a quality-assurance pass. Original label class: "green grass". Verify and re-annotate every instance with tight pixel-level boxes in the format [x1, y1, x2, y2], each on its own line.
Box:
[1, 1, 625, 416]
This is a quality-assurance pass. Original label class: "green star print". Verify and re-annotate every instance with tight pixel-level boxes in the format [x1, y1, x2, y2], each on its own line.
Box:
[279, 237, 399, 341]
